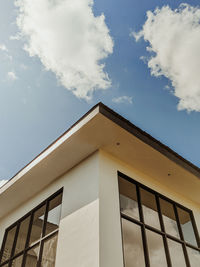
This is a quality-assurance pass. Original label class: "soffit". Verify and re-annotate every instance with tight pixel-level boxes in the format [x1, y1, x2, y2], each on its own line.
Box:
[0, 105, 199, 218]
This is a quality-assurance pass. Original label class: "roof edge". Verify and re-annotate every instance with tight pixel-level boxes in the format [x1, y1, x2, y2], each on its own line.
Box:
[1, 101, 200, 190]
[98, 102, 200, 179]
[0, 103, 101, 188]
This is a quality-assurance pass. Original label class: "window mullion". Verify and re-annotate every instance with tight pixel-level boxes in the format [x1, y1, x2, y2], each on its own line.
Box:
[36, 240, 43, 267]
[8, 223, 20, 267]
[136, 185, 144, 224]
[155, 196, 165, 232]
[42, 200, 49, 238]
[25, 213, 34, 249]
[0, 229, 8, 264]
[190, 211, 200, 248]
[21, 212, 34, 267]
[136, 185, 150, 267]
[174, 204, 191, 267]
[37, 200, 49, 267]
[156, 196, 172, 267]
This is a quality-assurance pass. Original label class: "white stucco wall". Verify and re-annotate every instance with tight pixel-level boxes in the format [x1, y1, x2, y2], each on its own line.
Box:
[98, 149, 200, 267]
[0, 152, 100, 267]
[55, 151, 99, 267]
[0, 149, 199, 267]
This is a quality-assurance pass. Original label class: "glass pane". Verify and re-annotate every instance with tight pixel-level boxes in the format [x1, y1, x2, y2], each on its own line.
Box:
[177, 207, 197, 246]
[1, 226, 17, 263]
[160, 198, 180, 238]
[121, 218, 145, 267]
[187, 247, 200, 267]
[12, 254, 23, 267]
[140, 189, 160, 229]
[118, 176, 139, 220]
[29, 205, 46, 245]
[167, 239, 186, 267]
[146, 229, 167, 267]
[15, 216, 30, 254]
[41, 234, 58, 267]
[24, 245, 39, 267]
[45, 194, 62, 235]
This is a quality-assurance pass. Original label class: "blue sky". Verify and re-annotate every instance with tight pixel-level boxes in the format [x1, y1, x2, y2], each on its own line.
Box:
[0, 0, 200, 183]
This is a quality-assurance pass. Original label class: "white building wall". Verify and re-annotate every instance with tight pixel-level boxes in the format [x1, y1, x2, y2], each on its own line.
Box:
[0, 149, 199, 267]
[0, 152, 100, 267]
[98, 149, 200, 267]
[55, 151, 99, 267]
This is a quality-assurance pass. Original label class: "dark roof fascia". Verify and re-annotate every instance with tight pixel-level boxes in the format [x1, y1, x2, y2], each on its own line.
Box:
[2, 102, 101, 186]
[3, 102, 200, 188]
[98, 102, 200, 179]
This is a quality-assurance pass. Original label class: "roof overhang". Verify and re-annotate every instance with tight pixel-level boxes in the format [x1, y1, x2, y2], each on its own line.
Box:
[0, 103, 200, 218]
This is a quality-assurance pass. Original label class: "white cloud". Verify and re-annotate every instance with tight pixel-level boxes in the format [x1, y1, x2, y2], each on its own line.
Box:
[7, 71, 18, 81]
[133, 4, 200, 112]
[6, 55, 13, 61]
[0, 44, 8, 52]
[10, 34, 21, 41]
[20, 63, 28, 70]
[14, 0, 114, 100]
[0, 44, 13, 62]
[0, 180, 8, 188]
[112, 95, 133, 104]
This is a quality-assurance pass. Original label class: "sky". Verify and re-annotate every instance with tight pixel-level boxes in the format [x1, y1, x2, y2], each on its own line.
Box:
[0, 0, 200, 184]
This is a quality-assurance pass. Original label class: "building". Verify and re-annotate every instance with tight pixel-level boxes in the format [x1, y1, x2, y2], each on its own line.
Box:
[0, 102, 199, 267]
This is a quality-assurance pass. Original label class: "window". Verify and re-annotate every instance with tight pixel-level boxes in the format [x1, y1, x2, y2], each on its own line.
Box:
[118, 172, 200, 267]
[0, 189, 63, 267]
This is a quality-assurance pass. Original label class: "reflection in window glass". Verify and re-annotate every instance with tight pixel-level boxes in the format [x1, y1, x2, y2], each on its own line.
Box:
[29, 205, 46, 245]
[0, 190, 62, 267]
[118, 174, 200, 267]
[45, 194, 62, 235]
[160, 198, 180, 238]
[177, 208, 197, 246]
[187, 247, 200, 267]
[121, 218, 145, 267]
[1, 226, 16, 263]
[12, 254, 23, 267]
[140, 189, 160, 229]
[41, 234, 58, 267]
[118, 176, 139, 220]
[25, 245, 39, 267]
[146, 230, 167, 267]
[167, 239, 186, 267]
[15, 216, 30, 254]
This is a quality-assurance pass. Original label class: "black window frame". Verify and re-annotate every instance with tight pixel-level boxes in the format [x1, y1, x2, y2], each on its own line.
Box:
[0, 188, 63, 267]
[118, 171, 200, 267]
